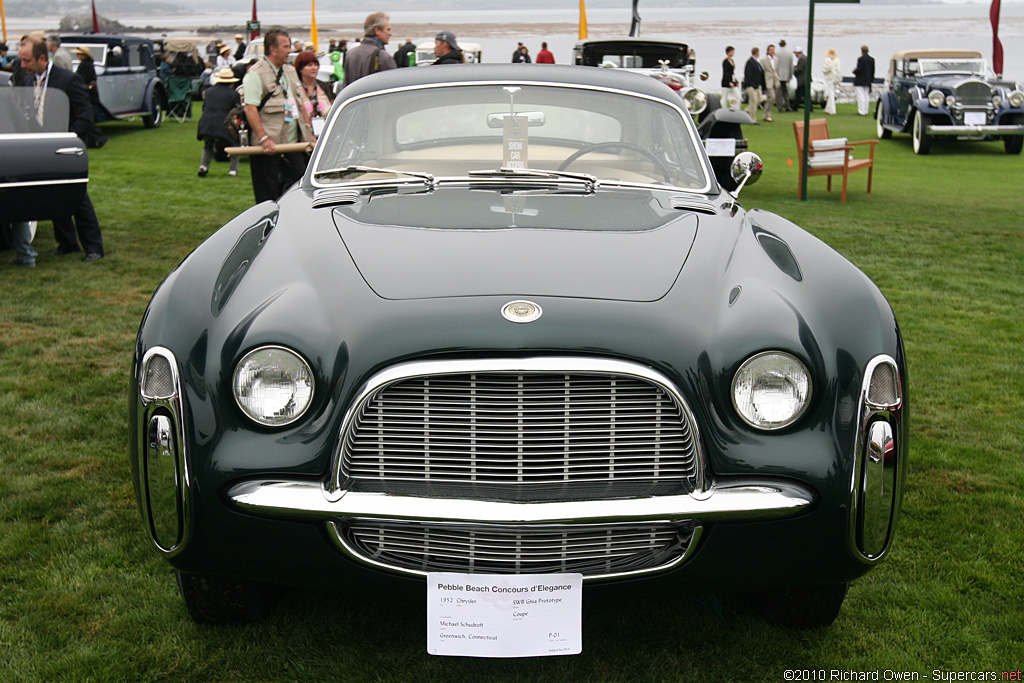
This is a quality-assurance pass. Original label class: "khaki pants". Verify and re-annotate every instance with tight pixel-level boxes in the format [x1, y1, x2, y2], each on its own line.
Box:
[745, 87, 762, 117]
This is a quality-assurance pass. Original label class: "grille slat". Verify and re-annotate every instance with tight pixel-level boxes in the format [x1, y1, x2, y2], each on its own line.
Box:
[955, 80, 992, 106]
[345, 521, 691, 576]
[342, 371, 698, 488]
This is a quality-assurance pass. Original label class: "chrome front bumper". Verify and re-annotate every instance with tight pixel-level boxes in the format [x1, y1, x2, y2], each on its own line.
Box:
[926, 123, 1024, 136]
[227, 478, 815, 525]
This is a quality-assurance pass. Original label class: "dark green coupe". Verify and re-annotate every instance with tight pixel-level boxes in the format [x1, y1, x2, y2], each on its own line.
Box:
[130, 65, 906, 630]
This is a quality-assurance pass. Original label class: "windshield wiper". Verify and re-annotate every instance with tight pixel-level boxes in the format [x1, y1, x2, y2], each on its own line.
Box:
[467, 167, 598, 189]
[313, 165, 434, 186]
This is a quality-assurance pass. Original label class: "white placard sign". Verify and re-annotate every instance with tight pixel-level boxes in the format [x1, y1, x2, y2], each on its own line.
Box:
[704, 137, 737, 157]
[503, 115, 528, 169]
[427, 572, 582, 658]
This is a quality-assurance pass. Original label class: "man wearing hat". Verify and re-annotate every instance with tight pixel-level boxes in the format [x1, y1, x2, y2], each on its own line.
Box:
[233, 34, 247, 61]
[197, 67, 241, 178]
[432, 31, 463, 65]
[793, 47, 810, 111]
[342, 11, 396, 87]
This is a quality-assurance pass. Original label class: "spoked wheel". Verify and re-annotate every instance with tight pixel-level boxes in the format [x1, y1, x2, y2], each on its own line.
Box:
[912, 110, 931, 155]
[876, 103, 892, 139]
[175, 571, 278, 624]
[749, 582, 850, 629]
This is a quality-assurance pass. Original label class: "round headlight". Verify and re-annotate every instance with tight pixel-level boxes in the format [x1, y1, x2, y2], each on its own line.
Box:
[928, 90, 946, 108]
[731, 351, 812, 430]
[233, 346, 314, 427]
[683, 88, 708, 115]
[1009, 90, 1024, 108]
[947, 95, 957, 107]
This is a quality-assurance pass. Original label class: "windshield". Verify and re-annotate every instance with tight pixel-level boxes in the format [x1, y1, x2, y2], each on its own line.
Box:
[313, 83, 710, 191]
[918, 59, 986, 76]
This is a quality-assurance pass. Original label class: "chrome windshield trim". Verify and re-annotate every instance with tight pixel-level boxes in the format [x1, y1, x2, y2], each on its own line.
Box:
[325, 356, 709, 497]
[227, 478, 814, 525]
[310, 79, 714, 194]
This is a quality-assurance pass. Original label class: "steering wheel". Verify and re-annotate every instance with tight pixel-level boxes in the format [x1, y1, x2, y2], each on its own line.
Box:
[556, 141, 672, 183]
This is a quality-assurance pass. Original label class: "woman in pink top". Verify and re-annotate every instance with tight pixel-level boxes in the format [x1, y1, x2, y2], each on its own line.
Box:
[294, 51, 333, 137]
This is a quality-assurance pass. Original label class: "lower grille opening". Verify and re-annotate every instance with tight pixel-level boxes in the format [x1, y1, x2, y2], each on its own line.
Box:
[339, 519, 695, 577]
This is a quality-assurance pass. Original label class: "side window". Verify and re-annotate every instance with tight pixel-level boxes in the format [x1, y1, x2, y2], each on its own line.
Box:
[138, 45, 155, 70]
[126, 43, 141, 68]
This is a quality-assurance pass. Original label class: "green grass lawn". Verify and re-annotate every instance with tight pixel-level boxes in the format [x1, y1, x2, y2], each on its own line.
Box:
[1, 102, 1022, 682]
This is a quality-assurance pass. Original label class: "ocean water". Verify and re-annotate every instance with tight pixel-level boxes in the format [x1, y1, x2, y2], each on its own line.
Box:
[8, 3, 1024, 81]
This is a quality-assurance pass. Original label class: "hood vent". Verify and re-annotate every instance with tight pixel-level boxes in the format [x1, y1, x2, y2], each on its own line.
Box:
[313, 188, 361, 208]
[670, 196, 717, 215]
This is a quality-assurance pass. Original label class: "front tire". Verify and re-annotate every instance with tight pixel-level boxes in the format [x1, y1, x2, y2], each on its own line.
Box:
[143, 92, 164, 129]
[912, 110, 931, 155]
[175, 571, 277, 624]
[876, 103, 892, 139]
[749, 582, 850, 629]
[1005, 135, 1023, 155]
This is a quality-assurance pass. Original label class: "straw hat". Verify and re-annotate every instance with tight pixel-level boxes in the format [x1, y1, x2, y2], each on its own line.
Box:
[825, 47, 837, 59]
[71, 46, 91, 58]
[219, 44, 231, 55]
[234, 34, 244, 40]
[211, 67, 239, 84]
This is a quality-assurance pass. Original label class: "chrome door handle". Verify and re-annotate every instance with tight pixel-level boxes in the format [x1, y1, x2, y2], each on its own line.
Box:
[55, 147, 85, 156]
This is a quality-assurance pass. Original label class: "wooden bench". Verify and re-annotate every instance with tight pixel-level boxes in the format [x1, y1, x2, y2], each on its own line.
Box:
[793, 119, 878, 203]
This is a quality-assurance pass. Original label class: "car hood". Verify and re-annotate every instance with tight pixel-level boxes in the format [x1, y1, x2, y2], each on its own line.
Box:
[329, 187, 701, 302]
[917, 73, 995, 92]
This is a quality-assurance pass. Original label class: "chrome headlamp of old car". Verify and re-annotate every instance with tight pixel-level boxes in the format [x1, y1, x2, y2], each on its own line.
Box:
[233, 346, 314, 427]
[1008, 90, 1024, 108]
[731, 351, 812, 430]
[928, 90, 946, 108]
[683, 88, 708, 115]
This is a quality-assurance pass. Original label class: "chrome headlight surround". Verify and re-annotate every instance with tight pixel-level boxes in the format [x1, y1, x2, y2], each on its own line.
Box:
[928, 90, 946, 108]
[731, 351, 812, 431]
[683, 88, 708, 115]
[233, 345, 315, 427]
[1008, 89, 1024, 108]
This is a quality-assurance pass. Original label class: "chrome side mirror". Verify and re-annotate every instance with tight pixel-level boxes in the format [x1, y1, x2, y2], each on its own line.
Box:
[729, 152, 763, 197]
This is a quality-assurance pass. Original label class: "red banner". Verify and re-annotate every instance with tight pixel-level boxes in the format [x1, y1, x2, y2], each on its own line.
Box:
[91, 0, 99, 33]
[990, 0, 1003, 76]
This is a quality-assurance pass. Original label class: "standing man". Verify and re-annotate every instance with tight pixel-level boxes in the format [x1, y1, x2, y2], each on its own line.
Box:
[242, 29, 314, 205]
[743, 47, 764, 122]
[759, 44, 779, 123]
[47, 36, 73, 71]
[432, 31, 464, 65]
[536, 42, 555, 64]
[793, 47, 810, 111]
[233, 34, 247, 62]
[342, 12, 397, 88]
[775, 39, 794, 112]
[394, 38, 416, 68]
[853, 45, 875, 116]
[16, 36, 105, 262]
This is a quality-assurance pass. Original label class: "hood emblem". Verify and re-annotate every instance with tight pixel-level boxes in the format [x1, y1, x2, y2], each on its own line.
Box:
[501, 300, 542, 323]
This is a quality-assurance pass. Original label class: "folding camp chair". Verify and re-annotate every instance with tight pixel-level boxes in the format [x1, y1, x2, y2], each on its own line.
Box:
[166, 76, 193, 123]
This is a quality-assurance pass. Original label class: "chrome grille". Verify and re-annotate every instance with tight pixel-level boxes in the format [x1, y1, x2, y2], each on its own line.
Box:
[341, 371, 698, 486]
[343, 520, 693, 576]
[955, 81, 992, 107]
[868, 362, 899, 407]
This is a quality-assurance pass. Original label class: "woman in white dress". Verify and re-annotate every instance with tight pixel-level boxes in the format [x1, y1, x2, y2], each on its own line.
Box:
[822, 47, 842, 115]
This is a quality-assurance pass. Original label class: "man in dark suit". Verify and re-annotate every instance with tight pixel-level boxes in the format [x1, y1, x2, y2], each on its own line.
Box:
[743, 47, 764, 122]
[853, 45, 875, 116]
[16, 36, 105, 261]
[793, 47, 810, 111]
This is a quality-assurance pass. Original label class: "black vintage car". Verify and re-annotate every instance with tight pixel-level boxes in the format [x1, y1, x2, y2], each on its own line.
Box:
[876, 49, 1024, 154]
[130, 65, 906, 634]
[60, 34, 166, 128]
